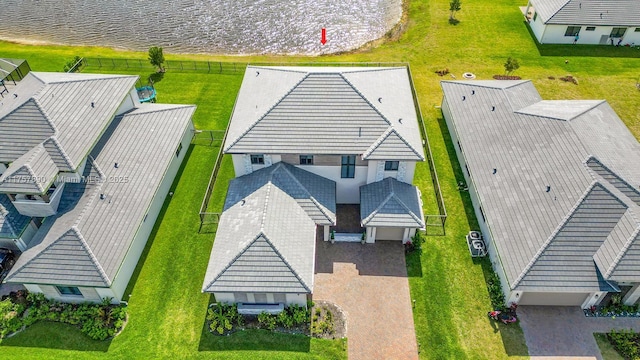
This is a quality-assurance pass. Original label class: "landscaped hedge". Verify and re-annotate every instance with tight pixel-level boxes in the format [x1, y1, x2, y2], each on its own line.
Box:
[607, 328, 640, 359]
[0, 291, 126, 340]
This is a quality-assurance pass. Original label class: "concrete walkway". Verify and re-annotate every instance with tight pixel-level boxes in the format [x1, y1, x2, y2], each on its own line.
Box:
[314, 239, 418, 360]
[519, 306, 640, 360]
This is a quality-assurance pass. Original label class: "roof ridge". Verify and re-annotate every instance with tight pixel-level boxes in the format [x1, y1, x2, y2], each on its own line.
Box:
[43, 136, 75, 170]
[362, 191, 395, 226]
[338, 73, 391, 127]
[603, 225, 640, 278]
[585, 156, 640, 203]
[127, 104, 196, 116]
[31, 97, 59, 134]
[204, 233, 263, 291]
[70, 226, 111, 286]
[43, 74, 138, 85]
[547, 0, 574, 22]
[363, 127, 425, 160]
[260, 233, 312, 292]
[566, 100, 607, 121]
[224, 74, 311, 152]
[512, 180, 599, 288]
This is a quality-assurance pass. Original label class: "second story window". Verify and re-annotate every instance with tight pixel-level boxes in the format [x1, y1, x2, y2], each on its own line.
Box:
[250, 154, 264, 165]
[384, 161, 399, 171]
[341, 155, 356, 178]
[299, 155, 314, 165]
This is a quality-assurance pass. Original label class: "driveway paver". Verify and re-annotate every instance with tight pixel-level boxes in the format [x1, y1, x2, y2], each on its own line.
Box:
[519, 306, 640, 360]
[314, 239, 418, 360]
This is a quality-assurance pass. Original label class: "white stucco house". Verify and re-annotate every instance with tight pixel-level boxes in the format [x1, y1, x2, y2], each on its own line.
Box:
[441, 80, 640, 308]
[202, 66, 426, 307]
[0, 72, 195, 304]
[524, 0, 640, 45]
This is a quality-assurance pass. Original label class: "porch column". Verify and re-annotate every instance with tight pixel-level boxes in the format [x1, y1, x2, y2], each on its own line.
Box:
[524, 0, 531, 21]
[323, 225, 330, 242]
[623, 284, 640, 305]
[366, 227, 376, 244]
[402, 228, 411, 244]
[583, 291, 607, 308]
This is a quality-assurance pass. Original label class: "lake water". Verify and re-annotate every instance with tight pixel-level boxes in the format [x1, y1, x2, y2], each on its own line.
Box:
[0, 0, 402, 55]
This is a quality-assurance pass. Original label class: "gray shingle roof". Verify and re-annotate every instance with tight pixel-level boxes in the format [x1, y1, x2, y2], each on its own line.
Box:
[224, 66, 424, 161]
[360, 177, 425, 228]
[0, 194, 30, 239]
[0, 72, 138, 172]
[532, 0, 640, 26]
[202, 172, 320, 293]
[441, 80, 640, 291]
[5, 103, 195, 287]
[0, 144, 58, 194]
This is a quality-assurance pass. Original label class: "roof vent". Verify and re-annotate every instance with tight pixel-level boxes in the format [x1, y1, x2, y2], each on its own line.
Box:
[91, 102, 95, 108]
[491, 106, 495, 111]
[13, 93, 17, 98]
[114, 162, 119, 168]
[241, 199, 246, 206]
[378, 97, 382, 103]
[600, 13, 603, 18]
[256, 71, 260, 77]
[398, 118, 403, 124]
[472, 90, 475, 95]
[492, 168, 497, 174]
[359, 127, 362, 137]
[462, 96, 466, 101]
[100, 193, 105, 200]
[546, 186, 551, 193]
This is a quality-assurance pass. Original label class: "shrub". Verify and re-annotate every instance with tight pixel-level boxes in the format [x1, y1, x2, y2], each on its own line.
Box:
[486, 268, 506, 311]
[206, 303, 241, 335]
[257, 312, 277, 331]
[277, 310, 294, 329]
[504, 57, 520, 75]
[608, 328, 640, 359]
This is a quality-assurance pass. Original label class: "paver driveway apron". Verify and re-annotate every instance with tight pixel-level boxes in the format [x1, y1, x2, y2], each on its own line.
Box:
[313, 239, 419, 360]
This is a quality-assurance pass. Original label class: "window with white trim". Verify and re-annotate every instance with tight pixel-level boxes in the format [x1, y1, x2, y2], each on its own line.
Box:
[384, 161, 399, 171]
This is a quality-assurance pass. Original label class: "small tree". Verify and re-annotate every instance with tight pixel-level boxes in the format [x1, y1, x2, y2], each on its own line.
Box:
[449, 0, 461, 21]
[148, 46, 165, 73]
[504, 57, 520, 75]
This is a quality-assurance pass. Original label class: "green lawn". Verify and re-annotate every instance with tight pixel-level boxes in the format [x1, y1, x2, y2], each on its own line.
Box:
[1, 0, 640, 358]
[594, 333, 625, 360]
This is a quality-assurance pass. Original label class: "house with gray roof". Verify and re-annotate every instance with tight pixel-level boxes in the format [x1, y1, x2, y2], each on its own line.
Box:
[524, 0, 640, 45]
[441, 79, 640, 308]
[203, 66, 425, 307]
[0, 72, 195, 304]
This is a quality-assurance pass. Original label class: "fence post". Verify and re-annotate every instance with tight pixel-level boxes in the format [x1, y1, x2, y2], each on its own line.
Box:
[208, 61, 211, 73]
[219, 62, 222, 73]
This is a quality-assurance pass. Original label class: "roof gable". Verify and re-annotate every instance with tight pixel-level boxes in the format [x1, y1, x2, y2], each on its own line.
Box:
[360, 177, 425, 228]
[6, 227, 110, 287]
[363, 128, 424, 160]
[514, 182, 627, 290]
[515, 100, 604, 121]
[225, 72, 390, 154]
[203, 234, 310, 293]
[0, 144, 58, 194]
[0, 98, 55, 163]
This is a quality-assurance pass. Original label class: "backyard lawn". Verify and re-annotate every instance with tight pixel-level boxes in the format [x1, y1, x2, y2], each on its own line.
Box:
[1, 0, 639, 359]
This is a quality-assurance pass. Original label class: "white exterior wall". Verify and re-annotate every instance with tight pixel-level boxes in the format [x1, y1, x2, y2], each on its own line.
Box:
[214, 293, 235, 303]
[109, 121, 194, 302]
[442, 98, 513, 306]
[366, 160, 417, 184]
[528, 11, 547, 42]
[115, 87, 139, 116]
[285, 293, 307, 306]
[22, 284, 106, 303]
[539, 24, 640, 45]
[214, 292, 306, 306]
[12, 183, 65, 217]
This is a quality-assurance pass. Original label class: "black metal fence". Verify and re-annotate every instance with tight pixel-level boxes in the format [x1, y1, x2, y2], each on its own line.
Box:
[195, 129, 228, 233]
[406, 65, 448, 236]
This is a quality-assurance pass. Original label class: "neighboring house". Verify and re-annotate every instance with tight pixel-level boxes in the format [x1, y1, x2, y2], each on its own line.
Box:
[441, 80, 640, 308]
[202, 66, 426, 307]
[524, 0, 640, 45]
[0, 72, 195, 304]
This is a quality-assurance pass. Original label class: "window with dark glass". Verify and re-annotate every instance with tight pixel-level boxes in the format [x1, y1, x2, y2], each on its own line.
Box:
[250, 154, 264, 165]
[176, 143, 183, 157]
[585, 26, 596, 31]
[384, 161, 399, 171]
[564, 26, 581, 36]
[56, 286, 82, 297]
[341, 155, 356, 178]
[610, 27, 627, 38]
[299, 155, 314, 165]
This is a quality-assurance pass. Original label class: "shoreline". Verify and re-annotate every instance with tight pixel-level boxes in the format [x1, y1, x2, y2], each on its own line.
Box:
[0, 1, 409, 58]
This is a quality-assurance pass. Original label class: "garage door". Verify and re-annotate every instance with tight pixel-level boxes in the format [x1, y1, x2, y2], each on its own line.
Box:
[518, 292, 589, 306]
[376, 227, 404, 241]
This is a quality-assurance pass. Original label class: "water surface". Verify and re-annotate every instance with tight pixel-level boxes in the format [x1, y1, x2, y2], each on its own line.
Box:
[0, 0, 402, 54]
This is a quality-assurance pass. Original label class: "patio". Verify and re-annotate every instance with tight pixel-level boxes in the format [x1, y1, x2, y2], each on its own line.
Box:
[313, 238, 418, 360]
[331, 204, 363, 234]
